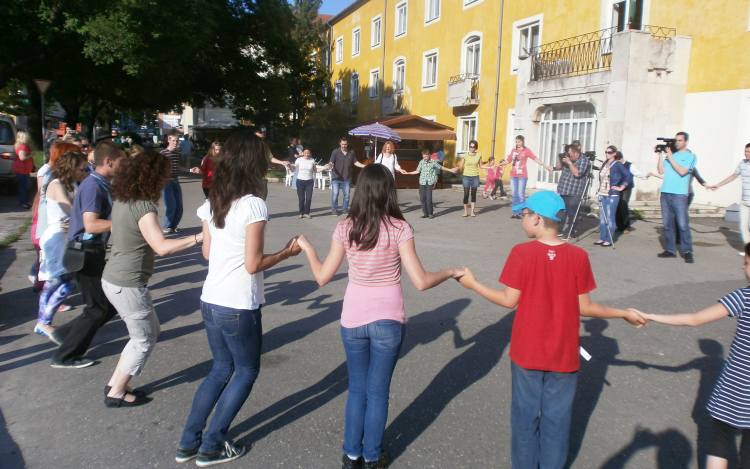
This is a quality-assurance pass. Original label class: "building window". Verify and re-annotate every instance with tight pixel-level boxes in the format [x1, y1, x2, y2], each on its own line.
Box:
[611, 0, 643, 31]
[336, 36, 344, 64]
[511, 15, 542, 74]
[350, 73, 359, 103]
[537, 103, 597, 184]
[422, 49, 438, 90]
[395, 2, 408, 38]
[457, 114, 478, 155]
[372, 15, 382, 48]
[425, 0, 440, 23]
[352, 27, 361, 57]
[334, 80, 342, 103]
[464, 35, 481, 76]
[393, 58, 406, 93]
[463, 0, 484, 10]
[369, 68, 380, 99]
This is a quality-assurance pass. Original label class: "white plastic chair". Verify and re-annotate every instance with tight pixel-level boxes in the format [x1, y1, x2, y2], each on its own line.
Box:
[316, 167, 331, 190]
[285, 166, 294, 187]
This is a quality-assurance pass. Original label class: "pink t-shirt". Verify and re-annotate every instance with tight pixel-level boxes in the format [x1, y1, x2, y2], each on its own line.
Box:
[507, 147, 537, 178]
[486, 165, 503, 180]
[333, 217, 414, 328]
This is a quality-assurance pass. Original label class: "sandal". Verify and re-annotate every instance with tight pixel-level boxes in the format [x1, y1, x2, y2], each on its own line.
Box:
[463, 213, 468, 217]
[470, 213, 476, 217]
[104, 391, 151, 408]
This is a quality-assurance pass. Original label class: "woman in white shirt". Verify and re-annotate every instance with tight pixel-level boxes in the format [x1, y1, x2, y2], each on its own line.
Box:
[293, 148, 323, 219]
[177, 130, 301, 467]
[375, 141, 407, 178]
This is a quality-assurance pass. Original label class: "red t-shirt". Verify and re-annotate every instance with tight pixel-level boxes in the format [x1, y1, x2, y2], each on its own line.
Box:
[200, 157, 215, 189]
[507, 147, 537, 178]
[499, 241, 596, 372]
[11, 145, 33, 175]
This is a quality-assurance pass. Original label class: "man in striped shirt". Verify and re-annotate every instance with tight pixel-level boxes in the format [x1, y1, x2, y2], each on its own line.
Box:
[708, 143, 750, 255]
[161, 132, 192, 233]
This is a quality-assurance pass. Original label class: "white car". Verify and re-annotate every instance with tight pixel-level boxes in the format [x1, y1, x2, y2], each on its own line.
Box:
[0, 116, 18, 191]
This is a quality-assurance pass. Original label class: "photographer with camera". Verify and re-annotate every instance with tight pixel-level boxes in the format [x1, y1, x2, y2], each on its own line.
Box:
[554, 144, 592, 237]
[654, 132, 697, 263]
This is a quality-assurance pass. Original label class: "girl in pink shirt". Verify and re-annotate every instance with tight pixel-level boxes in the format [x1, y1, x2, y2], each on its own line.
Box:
[296, 164, 464, 469]
[480, 157, 505, 200]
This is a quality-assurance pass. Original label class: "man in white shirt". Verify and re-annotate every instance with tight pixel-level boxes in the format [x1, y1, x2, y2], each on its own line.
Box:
[708, 143, 750, 255]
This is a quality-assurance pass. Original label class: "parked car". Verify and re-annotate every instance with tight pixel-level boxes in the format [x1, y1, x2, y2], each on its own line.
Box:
[0, 116, 18, 194]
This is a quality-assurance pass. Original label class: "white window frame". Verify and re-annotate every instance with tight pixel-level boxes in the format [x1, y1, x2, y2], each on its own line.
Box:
[352, 27, 361, 57]
[395, 1, 408, 39]
[369, 67, 380, 100]
[456, 112, 479, 156]
[422, 48, 439, 91]
[461, 32, 483, 77]
[510, 14, 543, 75]
[350, 72, 359, 103]
[371, 15, 382, 48]
[335, 36, 344, 64]
[334, 80, 342, 103]
[463, 0, 484, 11]
[424, 0, 440, 24]
[393, 56, 406, 94]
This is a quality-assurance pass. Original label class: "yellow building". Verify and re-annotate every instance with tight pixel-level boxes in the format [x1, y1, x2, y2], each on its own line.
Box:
[326, 0, 750, 206]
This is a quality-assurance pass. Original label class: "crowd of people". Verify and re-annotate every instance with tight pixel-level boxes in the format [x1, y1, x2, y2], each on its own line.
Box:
[9, 123, 750, 469]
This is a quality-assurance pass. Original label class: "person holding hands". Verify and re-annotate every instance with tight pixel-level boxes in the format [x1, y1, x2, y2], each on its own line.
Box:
[404, 148, 458, 218]
[707, 143, 750, 256]
[457, 190, 646, 469]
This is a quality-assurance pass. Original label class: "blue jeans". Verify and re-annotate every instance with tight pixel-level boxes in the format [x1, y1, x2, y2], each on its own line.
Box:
[341, 320, 405, 462]
[511, 177, 528, 215]
[291, 167, 299, 189]
[660, 192, 692, 254]
[16, 173, 30, 206]
[332, 179, 351, 212]
[598, 195, 619, 243]
[559, 194, 582, 236]
[162, 179, 183, 230]
[179, 302, 263, 453]
[511, 362, 578, 469]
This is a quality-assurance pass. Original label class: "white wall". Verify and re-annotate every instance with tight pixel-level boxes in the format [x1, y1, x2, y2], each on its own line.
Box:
[683, 89, 750, 207]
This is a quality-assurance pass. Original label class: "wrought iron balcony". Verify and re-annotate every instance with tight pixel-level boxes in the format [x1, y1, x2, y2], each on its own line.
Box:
[447, 74, 479, 107]
[529, 25, 676, 81]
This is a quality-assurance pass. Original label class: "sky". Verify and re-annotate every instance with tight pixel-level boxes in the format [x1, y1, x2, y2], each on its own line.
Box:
[319, 0, 352, 15]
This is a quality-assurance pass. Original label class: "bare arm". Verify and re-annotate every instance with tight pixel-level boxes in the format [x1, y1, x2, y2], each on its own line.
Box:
[296, 236, 346, 286]
[139, 212, 202, 257]
[641, 303, 729, 327]
[399, 238, 463, 291]
[457, 266, 521, 309]
[201, 221, 211, 260]
[709, 173, 739, 190]
[46, 181, 72, 216]
[354, 161, 366, 168]
[16, 149, 30, 161]
[578, 293, 647, 327]
[664, 148, 690, 177]
[244, 221, 301, 274]
[82, 211, 112, 234]
[656, 152, 666, 175]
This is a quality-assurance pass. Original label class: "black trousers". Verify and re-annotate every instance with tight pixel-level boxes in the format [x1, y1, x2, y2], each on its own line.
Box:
[707, 418, 750, 467]
[490, 179, 506, 197]
[419, 184, 434, 215]
[297, 179, 314, 215]
[615, 188, 632, 231]
[52, 248, 118, 365]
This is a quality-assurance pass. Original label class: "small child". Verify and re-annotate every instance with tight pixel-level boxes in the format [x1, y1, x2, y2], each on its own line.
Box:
[404, 148, 457, 218]
[458, 190, 646, 469]
[480, 157, 506, 200]
[641, 244, 750, 469]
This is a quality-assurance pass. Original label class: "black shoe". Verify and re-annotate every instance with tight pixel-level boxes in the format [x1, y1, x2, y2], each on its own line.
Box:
[342, 453, 363, 469]
[332, 210, 339, 216]
[104, 385, 148, 397]
[684, 252, 694, 263]
[363, 452, 389, 469]
[51, 358, 95, 369]
[657, 251, 677, 258]
[104, 391, 151, 408]
[175, 446, 200, 463]
[196, 441, 246, 467]
[420, 214, 428, 218]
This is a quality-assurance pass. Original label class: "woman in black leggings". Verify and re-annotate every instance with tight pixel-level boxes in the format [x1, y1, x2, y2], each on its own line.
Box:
[457, 140, 483, 217]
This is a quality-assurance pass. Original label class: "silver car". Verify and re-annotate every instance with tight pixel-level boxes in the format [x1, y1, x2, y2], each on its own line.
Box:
[0, 116, 18, 189]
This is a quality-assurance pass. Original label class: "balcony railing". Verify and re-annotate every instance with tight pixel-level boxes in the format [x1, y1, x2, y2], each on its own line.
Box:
[529, 25, 676, 81]
[446, 73, 480, 107]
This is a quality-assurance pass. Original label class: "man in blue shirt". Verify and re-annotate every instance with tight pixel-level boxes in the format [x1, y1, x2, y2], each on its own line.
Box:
[656, 132, 697, 263]
[51, 140, 125, 368]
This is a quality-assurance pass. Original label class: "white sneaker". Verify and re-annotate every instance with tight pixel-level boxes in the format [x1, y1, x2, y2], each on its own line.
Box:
[739, 251, 745, 256]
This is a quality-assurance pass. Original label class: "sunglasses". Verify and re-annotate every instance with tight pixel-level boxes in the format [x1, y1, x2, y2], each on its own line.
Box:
[469, 146, 476, 149]
[605, 151, 615, 154]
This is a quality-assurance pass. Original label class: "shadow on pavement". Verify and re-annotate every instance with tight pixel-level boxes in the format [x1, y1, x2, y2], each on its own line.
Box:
[600, 427, 692, 469]
[0, 406, 24, 468]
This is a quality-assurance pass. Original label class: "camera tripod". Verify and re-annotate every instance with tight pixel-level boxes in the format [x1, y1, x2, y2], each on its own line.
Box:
[562, 170, 616, 247]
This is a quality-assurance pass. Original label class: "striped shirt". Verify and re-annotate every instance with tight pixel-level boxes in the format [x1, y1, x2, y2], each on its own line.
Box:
[333, 217, 414, 286]
[734, 160, 750, 202]
[708, 288, 750, 429]
[161, 148, 181, 180]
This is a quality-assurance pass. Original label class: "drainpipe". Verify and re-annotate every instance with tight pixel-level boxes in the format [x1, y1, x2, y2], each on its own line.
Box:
[380, 0, 388, 117]
[489, 0, 505, 161]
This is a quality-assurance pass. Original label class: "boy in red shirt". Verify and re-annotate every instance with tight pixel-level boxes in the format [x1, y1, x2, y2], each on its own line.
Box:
[458, 190, 646, 469]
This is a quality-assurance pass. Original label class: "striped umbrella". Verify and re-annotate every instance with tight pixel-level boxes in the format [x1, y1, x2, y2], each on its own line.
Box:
[349, 123, 401, 160]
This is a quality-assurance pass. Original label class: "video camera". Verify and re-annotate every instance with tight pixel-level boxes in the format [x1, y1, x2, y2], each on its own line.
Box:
[557, 145, 597, 162]
[655, 138, 677, 153]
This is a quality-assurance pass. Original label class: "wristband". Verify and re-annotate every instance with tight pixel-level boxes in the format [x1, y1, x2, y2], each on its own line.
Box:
[194, 234, 198, 244]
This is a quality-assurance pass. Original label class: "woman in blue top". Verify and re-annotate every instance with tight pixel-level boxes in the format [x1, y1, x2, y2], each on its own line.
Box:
[595, 145, 632, 247]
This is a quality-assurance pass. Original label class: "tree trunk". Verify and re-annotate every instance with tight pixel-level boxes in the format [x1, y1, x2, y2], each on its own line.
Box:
[27, 86, 43, 150]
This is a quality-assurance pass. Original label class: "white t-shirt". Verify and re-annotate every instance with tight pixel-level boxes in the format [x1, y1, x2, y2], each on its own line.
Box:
[197, 195, 268, 310]
[376, 153, 401, 177]
[37, 163, 51, 178]
[296, 158, 316, 180]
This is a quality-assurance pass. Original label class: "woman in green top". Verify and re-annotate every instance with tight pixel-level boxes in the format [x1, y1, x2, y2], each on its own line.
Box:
[101, 150, 204, 408]
[457, 140, 483, 217]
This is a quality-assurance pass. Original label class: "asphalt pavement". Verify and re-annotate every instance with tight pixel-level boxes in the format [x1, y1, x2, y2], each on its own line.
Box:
[0, 175, 745, 468]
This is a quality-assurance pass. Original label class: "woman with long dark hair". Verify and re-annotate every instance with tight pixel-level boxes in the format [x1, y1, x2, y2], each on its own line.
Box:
[102, 150, 203, 408]
[177, 131, 301, 467]
[295, 164, 464, 469]
[507, 135, 553, 218]
[594, 145, 632, 247]
[292, 147, 323, 218]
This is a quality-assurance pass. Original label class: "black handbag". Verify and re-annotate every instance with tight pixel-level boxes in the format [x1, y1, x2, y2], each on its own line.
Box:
[62, 240, 85, 273]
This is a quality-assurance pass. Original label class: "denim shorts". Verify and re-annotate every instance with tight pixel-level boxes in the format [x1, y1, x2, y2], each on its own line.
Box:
[462, 175, 480, 188]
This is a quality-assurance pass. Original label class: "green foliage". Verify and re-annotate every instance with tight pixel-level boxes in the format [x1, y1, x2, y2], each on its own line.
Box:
[301, 104, 356, 160]
[631, 209, 645, 220]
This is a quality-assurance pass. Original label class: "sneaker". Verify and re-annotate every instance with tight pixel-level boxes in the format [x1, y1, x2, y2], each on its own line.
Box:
[28, 275, 36, 285]
[332, 210, 339, 216]
[196, 441, 246, 467]
[363, 451, 389, 469]
[657, 251, 677, 258]
[163, 228, 174, 234]
[501, 196, 508, 200]
[489, 196, 495, 200]
[420, 215, 428, 218]
[623, 229, 630, 234]
[343, 211, 349, 216]
[175, 447, 199, 463]
[684, 252, 694, 264]
[51, 358, 95, 369]
[298, 214, 303, 219]
[428, 214, 434, 219]
[739, 251, 745, 257]
[34, 325, 62, 345]
[341, 454, 363, 469]
[173, 228, 183, 233]
[303, 214, 312, 219]
[557, 232, 565, 238]
[57, 304, 73, 313]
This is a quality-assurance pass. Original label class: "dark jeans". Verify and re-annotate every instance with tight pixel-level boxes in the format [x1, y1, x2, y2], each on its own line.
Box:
[16, 173, 30, 206]
[331, 179, 351, 212]
[419, 184, 434, 215]
[52, 248, 118, 365]
[297, 179, 314, 215]
[491, 179, 506, 197]
[615, 188, 632, 231]
[341, 320, 405, 462]
[162, 179, 184, 230]
[660, 192, 692, 254]
[559, 194, 582, 237]
[179, 302, 263, 453]
[511, 362, 578, 469]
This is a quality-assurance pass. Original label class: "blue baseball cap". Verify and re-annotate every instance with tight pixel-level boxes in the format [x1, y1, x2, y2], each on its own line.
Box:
[512, 191, 565, 221]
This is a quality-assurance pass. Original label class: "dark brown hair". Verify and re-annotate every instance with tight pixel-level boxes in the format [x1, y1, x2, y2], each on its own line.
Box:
[48, 151, 86, 192]
[111, 150, 171, 203]
[208, 131, 268, 228]
[346, 164, 406, 250]
[94, 140, 125, 166]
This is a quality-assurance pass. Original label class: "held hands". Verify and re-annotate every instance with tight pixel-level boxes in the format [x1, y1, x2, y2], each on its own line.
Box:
[624, 308, 648, 328]
[706, 185, 718, 191]
[398, 169, 408, 174]
[285, 237, 302, 257]
[451, 267, 466, 279]
[450, 167, 459, 174]
[190, 167, 202, 174]
[457, 266, 476, 288]
[295, 234, 312, 253]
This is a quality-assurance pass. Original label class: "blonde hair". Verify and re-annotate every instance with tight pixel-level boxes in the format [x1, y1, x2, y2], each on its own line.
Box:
[15, 130, 31, 148]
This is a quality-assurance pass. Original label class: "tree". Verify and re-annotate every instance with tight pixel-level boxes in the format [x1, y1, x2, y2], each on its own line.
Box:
[301, 103, 356, 159]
